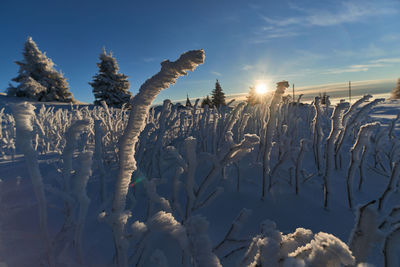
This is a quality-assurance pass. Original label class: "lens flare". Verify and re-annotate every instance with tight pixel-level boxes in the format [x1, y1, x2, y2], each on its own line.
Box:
[255, 83, 268, 95]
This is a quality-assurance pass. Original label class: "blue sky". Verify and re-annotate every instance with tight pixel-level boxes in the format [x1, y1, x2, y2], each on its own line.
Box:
[1, 0, 399, 103]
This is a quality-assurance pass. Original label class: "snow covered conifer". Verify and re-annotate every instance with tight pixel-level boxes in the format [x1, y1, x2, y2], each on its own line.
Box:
[390, 78, 400, 99]
[90, 48, 132, 108]
[7, 37, 74, 102]
[186, 94, 193, 107]
[211, 79, 226, 107]
[247, 86, 260, 106]
[201, 95, 213, 108]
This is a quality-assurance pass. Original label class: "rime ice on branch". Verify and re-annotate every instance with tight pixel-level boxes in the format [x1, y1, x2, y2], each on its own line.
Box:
[11, 102, 55, 266]
[108, 49, 205, 267]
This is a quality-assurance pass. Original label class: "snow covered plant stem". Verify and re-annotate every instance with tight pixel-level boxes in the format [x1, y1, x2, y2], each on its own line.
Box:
[262, 83, 286, 198]
[295, 139, 310, 195]
[346, 123, 380, 210]
[109, 50, 204, 267]
[63, 120, 91, 198]
[312, 97, 324, 173]
[383, 225, 400, 267]
[94, 120, 106, 204]
[73, 151, 93, 264]
[11, 102, 55, 267]
[335, 94, 372, 168]
[323, 102, 349, 209]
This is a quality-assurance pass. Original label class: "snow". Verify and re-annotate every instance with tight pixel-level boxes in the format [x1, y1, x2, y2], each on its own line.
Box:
[2, 78, 400, 266]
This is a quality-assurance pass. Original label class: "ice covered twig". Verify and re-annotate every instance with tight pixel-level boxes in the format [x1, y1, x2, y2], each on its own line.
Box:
[346, 122, 380, 209]
[323, 102, 349, 209]
[73, 151, 93, 264]
[214, 208, 252, 254]
[348, 200, 383, 263]
[335, 94, 372, 168]
[295, 139, 310, 195]
[62, 120, 91, 196]
[312, 97, 324, 173]
[185, 215, 222, 267]
[383, 225, 400, 267]
[110, 49, 204, 267]
[12, 102, 55, 266]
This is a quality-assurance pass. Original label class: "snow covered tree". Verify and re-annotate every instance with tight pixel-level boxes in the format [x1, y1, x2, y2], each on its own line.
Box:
[247, 86, 260, 106]
[90, 48, 132, 108]
[211, 79, 226, 108]
[7, 37, 74, 102]
[391, 78, 400, 99]
[186, 94, 192, 107]
[201, 95, 213, 108]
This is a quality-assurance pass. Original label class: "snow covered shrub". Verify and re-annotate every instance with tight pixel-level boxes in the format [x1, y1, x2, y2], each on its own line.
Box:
[90, 48, 132, 108]
[8, 37, 74, 102]
[346, 122, 380, 209]
[103, 49, 204, 267]
[261, 81, 288, 197]
[0, 111, 16, 160]
[165, 134, 259, 220]
[334, 94, 374, 168]
[240, 220, 355, 267]
[11, 102, 55, 266]
[390, 78, 400, 99]
[323, 102, 349, 208]
[349, 160, 400, 265]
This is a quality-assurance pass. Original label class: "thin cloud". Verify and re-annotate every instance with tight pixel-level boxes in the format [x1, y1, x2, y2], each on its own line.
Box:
[211, 71, 222, 76]
[260, 1, 398, 39]
[322, 57, 400, 74]
[261, 16, 303, 27]
[334, 44, 386, 59]
[323, 67, 369, 74]
[305, 2, 395, 26]
[380, 33, 400, 42]
[370, 58, 400, 64]
[251, 28, 301, 43]
[143, 57, 157, 63]
[242, 65, 255, 71]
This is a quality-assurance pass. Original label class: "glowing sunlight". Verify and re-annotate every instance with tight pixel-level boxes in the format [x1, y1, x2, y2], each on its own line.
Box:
[255, 83, 268, 95]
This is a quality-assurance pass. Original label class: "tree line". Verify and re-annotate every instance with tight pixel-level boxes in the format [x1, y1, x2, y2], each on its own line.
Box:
[10, 37, 398, 108]
[5, 37, 230, 108]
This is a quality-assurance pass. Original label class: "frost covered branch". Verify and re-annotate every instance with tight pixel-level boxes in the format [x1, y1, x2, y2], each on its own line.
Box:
[12, 102, 55, 266]
[109, 49, 205, 267]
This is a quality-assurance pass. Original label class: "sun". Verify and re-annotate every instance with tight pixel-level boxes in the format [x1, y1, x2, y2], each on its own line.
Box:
[255, 83, 268, 95]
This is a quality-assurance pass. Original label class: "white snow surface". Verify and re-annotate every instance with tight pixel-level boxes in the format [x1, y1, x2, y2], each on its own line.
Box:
[0, 95, 400, 266]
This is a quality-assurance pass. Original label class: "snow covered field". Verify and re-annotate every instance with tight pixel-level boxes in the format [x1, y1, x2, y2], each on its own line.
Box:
[1, 62, 400, 266]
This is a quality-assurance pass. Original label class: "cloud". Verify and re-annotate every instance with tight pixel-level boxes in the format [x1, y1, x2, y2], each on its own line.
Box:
[333, 43, 386, 59]
[261, 16, 303, 27]
[322, 57, 400, 74]
[323, 67, 369, 74]
[305, 2, 395, 26]
[251, 27, 301, 43]
[143, 57, 157, 63]
[270, 1, 395, 27]
[259, 1, 398, 39]
[292, 78, 396, 94]
[210, 71, 222, 76]
[370, 58, 400, 64]
[242, 65, 255, 71]
[380, 33, 400, 42]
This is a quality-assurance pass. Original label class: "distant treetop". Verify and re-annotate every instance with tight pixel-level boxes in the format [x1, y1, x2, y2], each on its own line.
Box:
[211, 79, 226, 108]
[186, 94, 193, 107]
[90, 48, 132, 108]
[391, 78, 400, 99]
[7, 37, 74, 102]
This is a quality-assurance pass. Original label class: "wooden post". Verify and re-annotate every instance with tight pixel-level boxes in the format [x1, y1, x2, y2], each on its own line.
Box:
[292, 83, 295, 102]
[349, 81, 352, 104]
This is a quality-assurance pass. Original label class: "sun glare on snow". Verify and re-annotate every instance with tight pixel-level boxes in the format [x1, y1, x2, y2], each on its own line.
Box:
[255, 83, 268, 95]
